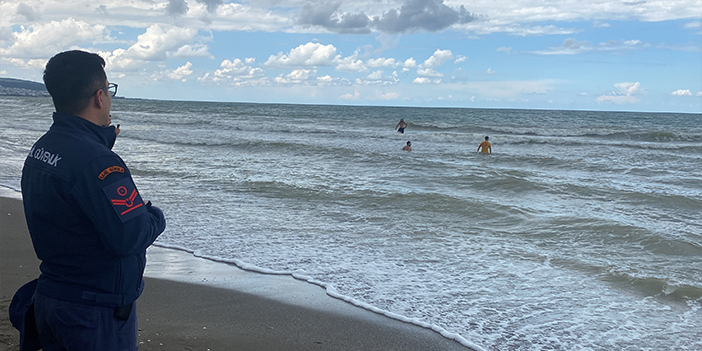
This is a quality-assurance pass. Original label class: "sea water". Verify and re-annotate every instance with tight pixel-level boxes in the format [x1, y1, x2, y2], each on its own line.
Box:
[1, 96, 701, 350]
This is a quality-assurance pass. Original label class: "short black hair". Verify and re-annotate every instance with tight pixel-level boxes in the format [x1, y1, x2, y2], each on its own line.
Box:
[43, 50, 106, 115]
[407, 141, 411, 145]
[485, 136, 489, 140]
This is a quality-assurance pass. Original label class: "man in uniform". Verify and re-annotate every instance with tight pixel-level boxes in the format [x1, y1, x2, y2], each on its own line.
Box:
[21, 50, 167, 350]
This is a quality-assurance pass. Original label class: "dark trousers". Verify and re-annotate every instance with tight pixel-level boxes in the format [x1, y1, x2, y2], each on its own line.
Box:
[33, 292, 138, 351]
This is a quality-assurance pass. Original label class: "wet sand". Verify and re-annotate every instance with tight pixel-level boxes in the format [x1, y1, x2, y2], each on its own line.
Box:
[0, 196, 473, 351]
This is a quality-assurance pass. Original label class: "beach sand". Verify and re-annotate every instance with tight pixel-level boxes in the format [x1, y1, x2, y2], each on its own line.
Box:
[0, 196, 473, 351]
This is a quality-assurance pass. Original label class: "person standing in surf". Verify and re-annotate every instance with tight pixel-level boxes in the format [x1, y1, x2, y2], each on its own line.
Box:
[402, 141, 412, 151]
[395, 119, 408, 133]
[477, 136, 492, 153]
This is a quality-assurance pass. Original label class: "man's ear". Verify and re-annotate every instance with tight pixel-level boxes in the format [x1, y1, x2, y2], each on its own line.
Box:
[94, 88, 106, 110]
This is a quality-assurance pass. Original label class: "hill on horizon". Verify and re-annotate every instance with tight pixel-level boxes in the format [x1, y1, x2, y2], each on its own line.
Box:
[0, 77, 49, 97]
[0, 77, 46, 91]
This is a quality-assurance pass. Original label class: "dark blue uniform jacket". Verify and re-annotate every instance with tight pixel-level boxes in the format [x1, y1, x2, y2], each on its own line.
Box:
[21, 112, 166, 308]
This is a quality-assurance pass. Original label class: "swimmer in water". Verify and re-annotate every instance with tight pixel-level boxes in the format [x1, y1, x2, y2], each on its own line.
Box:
[477, 136, 491, 153]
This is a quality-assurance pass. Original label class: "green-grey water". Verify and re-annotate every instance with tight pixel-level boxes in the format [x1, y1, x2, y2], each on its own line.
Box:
[2, 96, 701, 350]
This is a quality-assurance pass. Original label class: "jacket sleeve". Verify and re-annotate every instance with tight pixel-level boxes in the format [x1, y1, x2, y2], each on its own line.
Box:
[72, 155, 166, 256]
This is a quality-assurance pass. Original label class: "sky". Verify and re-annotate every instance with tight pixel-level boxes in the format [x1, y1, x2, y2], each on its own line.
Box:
[1, 0, 701, 113]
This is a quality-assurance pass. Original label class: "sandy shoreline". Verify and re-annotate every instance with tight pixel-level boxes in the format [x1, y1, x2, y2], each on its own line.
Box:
[1, 196, 473, 351]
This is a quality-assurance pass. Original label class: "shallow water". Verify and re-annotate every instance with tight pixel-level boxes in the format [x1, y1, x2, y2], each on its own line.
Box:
[2, 96, 701, 350]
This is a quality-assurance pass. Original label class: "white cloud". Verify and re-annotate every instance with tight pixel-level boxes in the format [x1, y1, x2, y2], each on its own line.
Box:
[421, 49, 453, 68]
[0, 18, 107, 59]
[355, 70, 399, 85]
[615, 81, 640, 95]
[698, 92, 702, 96]
[317, 75, 333, 84]
[401, 57, 417, 71]
[413, 77, 441, 84]
[274, 69, 316, 84]
[211, 3, 293, 31]
[531, 38, 648, 55]
[487, 68, 496, 75]
[460, 22, 578, 36]
[171, 44, 212, 58]
[367, 70, 384, 80]
[596, 95, 641, 104]
[264, 42, 338, 68]
[454, 55, 467, 63]
[100, 49, 141, 72]
[379, 92, 399, 100]
[366, 57, 398, 68]
[593, 21, 610, 28]
[417, 68, 443, 77]
[435, 79, 558, 98]
[457, 1, 698, 31]
[125, 25, 202, 61]
[219, 58, 256, 75]
[596, 82, 642, 104]
[288, 69, 313, 80]
[340, 90, 361, 100]
[4, 57, 47, 70]
[334, 55, 367, 72]
[684, 21, 702, 29]
[314, 75, 351, 86]
[151, 61, 194, 81]
[497, 47, 512, 54]
[671, 89, 693, 96]
[531, 38, 593, 55]
[167, 61, 193, 81]
[413, 49, 452, 78]
[198, 57, 264, 85]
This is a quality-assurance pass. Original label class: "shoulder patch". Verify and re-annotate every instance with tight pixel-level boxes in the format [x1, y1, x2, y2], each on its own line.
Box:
[102, 177, 147, 223]
[98, 166, 125, 180]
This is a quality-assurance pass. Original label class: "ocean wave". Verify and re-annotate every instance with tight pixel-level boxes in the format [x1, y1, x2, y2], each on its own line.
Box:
[415, 121, 702, 143]
[601, 272, 702, 302]
[388, 123, 702, 151]
[487, 135, 702, 151]
[594, 131, 702, 143]
[543, 249, 702, 303]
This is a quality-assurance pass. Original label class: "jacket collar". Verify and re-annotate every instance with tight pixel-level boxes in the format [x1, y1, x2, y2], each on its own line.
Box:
[51, 112, 117, 149]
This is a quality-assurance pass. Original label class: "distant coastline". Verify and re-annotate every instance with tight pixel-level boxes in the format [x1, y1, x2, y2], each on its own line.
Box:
[2, 77, 698, 115]
[0, 77, 49, 97]
[0, 77, 130, 99]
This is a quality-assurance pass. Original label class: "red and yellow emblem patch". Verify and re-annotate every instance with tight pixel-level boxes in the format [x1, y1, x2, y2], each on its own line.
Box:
[98, 166, 125, 180]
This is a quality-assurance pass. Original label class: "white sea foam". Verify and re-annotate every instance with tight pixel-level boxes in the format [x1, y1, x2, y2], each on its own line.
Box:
[153, 243, 486, 351]
[0, 185, 22, 199]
